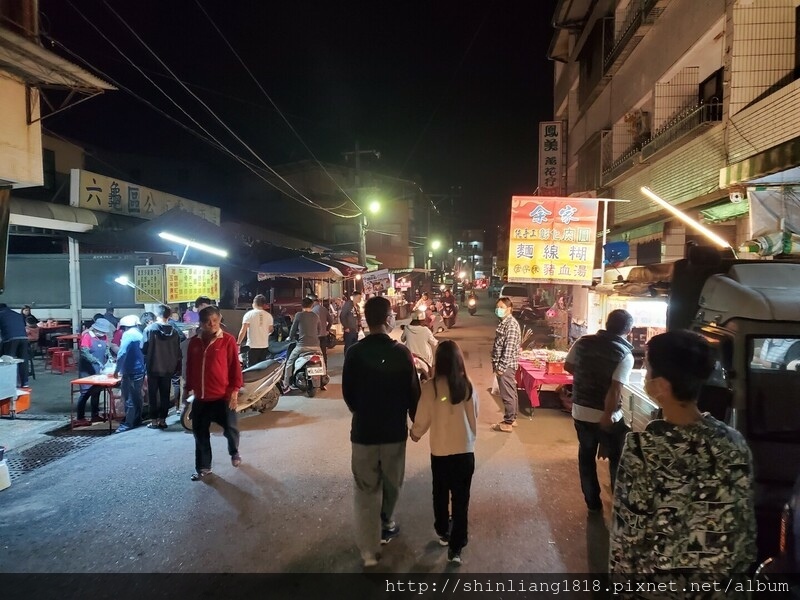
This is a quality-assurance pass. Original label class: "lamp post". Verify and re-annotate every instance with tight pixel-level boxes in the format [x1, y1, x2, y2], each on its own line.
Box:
[358, 199, 381, 269]
[158, 231, 228, 264]
[114, 275, 165, 305]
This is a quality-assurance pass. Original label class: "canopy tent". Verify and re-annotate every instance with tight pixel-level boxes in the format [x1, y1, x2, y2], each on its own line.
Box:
[256, 256, 344, 280]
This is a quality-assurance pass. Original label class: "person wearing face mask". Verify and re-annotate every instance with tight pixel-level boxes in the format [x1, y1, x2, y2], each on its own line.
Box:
[490, 297, 521, 432]
[609, 330, 755, 587]
[342, 296, 421, 567]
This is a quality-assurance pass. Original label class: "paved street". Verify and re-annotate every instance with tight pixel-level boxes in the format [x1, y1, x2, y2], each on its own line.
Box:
[0, 295, 612, 574]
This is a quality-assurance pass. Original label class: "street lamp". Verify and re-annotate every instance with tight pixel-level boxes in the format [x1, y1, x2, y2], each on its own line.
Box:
[158, 231, 228, 263]
[431, 240, 441, 250]
[114, 275, 165, 305]
[359, 199, 381, 268]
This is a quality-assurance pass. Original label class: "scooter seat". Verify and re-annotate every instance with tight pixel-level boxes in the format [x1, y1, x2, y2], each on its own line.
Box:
[242, 359, 281, 383]
[268, 340, 292, 355]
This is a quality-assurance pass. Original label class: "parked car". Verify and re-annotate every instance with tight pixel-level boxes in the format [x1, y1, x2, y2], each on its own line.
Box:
[498, 283, 531, 310]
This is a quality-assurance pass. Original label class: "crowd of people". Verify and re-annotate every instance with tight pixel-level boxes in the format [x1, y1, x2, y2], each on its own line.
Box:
[2, 290, 758, 579]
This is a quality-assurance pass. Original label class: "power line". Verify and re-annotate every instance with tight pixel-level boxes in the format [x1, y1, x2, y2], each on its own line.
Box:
[397, 8, 492, 179]
[194, 0, 362, 216]
[99, 0, 360, 219]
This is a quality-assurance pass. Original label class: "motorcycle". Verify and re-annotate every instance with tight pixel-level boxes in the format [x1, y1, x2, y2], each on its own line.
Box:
[441, 301, 457, 329]
[412, 355, 432, 382]
[428, 306, 447, 334]
[467, 294, 477, 316]
[288, 348, 330, 397]
[180, 357, 284, 431]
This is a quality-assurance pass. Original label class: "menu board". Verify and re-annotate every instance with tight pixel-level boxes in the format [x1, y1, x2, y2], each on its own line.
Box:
[133, 265, 165, 304]
[165, 265, 220, 304]
[507, 196, 599, 285]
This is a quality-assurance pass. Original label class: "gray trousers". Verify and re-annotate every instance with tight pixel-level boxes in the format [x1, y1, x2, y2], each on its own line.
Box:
[282, 345, 320, 388]
[351, 441, 406, 560]
[497, 368, 518, 424]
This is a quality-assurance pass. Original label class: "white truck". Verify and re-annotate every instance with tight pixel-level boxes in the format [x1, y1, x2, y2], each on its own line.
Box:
[621, 253, 800, 561]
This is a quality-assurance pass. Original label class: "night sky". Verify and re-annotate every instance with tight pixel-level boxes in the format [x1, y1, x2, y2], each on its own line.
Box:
[39, 0, 557, 229]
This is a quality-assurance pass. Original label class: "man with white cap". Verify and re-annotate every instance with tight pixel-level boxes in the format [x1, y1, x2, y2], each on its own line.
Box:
[114, 315, 145, 433]
[75, 318, 114, 426]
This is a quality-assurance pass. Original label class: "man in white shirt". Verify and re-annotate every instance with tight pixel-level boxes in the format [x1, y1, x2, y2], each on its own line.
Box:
[237, 294, 274, 366]
[564, 309, 634, 513]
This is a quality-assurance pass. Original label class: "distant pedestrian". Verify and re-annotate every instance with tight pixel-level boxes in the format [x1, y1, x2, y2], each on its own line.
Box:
[281, 298, 321, 392]
[183, 305, 243, 481]
[410, 340, 478, 566]
[490, 296, 521, 432]
[103, 305, 120, 328]
[0, 303, 30, 387]
[74, 318, 114, 425]
[113, 315, 145, 433]
[339, 291, 362, 354]
[342, 296, 421, 567]
[564, 309, 633, 513]
[142, 305, 182, 429]
[236, 294, 273, 367]
[609, 330, 756, 585]
[311, 296, 332, 372]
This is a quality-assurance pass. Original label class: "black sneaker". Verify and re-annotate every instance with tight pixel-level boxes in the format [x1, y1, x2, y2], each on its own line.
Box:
[381, 523, 400, 544]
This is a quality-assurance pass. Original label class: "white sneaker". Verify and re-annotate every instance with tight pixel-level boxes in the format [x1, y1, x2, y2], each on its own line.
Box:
[362, 554, 379, 567]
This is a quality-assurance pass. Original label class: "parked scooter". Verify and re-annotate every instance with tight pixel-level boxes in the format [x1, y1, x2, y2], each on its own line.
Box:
[467, 294, 477, 316]
[287, 348, 330, 397]
[180, 357, 284, 431]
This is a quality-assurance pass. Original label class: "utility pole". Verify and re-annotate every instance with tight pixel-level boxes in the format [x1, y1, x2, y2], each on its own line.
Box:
[343, 141, 380, 268]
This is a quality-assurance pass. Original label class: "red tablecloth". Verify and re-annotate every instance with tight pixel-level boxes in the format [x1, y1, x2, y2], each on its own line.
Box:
[516, 360, 573, 407]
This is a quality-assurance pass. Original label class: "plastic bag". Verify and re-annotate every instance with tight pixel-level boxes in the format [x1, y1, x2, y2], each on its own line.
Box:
[100, 359, 116, 375]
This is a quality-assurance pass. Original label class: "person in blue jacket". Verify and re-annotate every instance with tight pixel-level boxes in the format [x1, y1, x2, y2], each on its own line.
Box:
[113, 315, 146, 433]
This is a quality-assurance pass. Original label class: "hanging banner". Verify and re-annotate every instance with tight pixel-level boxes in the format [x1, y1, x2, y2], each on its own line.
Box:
[362, 268, 391, 294]
[133, 265, 165, 304]
[70, 169, 220, 225]
[538, 121, 564, 196]
[165, 264, 220, 304]
[507, 196, 599, 285]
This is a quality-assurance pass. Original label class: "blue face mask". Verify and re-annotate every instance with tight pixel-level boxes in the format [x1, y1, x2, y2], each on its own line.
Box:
[495, 307, 506, 318]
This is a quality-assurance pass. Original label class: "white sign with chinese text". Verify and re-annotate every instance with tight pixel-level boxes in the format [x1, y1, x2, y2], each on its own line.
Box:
[69, 169, 221, 225]
[538, 121, 563, 196]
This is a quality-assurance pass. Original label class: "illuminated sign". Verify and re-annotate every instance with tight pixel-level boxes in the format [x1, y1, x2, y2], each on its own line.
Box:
[507, 196, 599, 285]
[133, 265, 165, 304]
[165, 264, 220, 303]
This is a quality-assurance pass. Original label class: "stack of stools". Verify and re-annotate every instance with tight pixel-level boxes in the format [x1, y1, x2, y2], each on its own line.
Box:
[50, 349, 76, 374]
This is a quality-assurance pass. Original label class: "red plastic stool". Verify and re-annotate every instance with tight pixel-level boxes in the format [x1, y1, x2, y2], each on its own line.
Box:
[50, 349, 76, 374]
[46, 346, 61, 368]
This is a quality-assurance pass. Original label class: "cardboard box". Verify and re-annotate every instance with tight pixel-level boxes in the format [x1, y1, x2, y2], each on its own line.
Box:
[0, 388, 31, 416]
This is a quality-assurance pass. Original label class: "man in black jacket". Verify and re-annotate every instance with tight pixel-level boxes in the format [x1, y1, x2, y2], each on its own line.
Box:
[342, 296, 421, 568]
[142, 305, 183, 429]
[565, 309, 634, 513]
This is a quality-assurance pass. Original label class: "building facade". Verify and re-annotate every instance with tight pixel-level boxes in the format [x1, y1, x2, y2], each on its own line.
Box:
[549, 0, 800, 264]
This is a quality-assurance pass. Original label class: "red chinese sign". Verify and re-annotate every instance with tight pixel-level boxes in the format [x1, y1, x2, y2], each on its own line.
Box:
[507, 196, 599, 285]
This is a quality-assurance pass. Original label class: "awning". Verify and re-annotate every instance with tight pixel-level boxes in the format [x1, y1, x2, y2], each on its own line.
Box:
[0, 27, 113, 90]
[720, 136, 800, 188]
[10, 196, 99, 232]
[256, 256, 343, 280]
[700, 202, 750, 224]
[75, 207, 234, 256]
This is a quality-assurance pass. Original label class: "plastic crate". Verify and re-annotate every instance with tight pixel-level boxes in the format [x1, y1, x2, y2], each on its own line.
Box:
[0, 388, 31, 416]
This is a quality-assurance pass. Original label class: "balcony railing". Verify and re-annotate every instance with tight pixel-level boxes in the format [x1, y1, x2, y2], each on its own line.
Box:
[640, 101, 722, 160]
[601, 144, 644, 185]
[604, 0, 660, 70]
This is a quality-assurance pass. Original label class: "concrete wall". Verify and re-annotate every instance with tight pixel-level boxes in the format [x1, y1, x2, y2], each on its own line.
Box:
[0, 76, 43, 188]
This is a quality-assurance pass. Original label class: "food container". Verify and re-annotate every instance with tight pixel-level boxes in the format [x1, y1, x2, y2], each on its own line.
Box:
[546, 361, 565, 375]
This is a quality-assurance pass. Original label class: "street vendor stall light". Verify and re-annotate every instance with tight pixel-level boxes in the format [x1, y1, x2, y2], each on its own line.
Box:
[114, 275, 164, 304]
[158, 231, 228, 258]
[640, 187, 733, 251]
[368, 200, 381, 215]
[431, 240, 441, 250]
